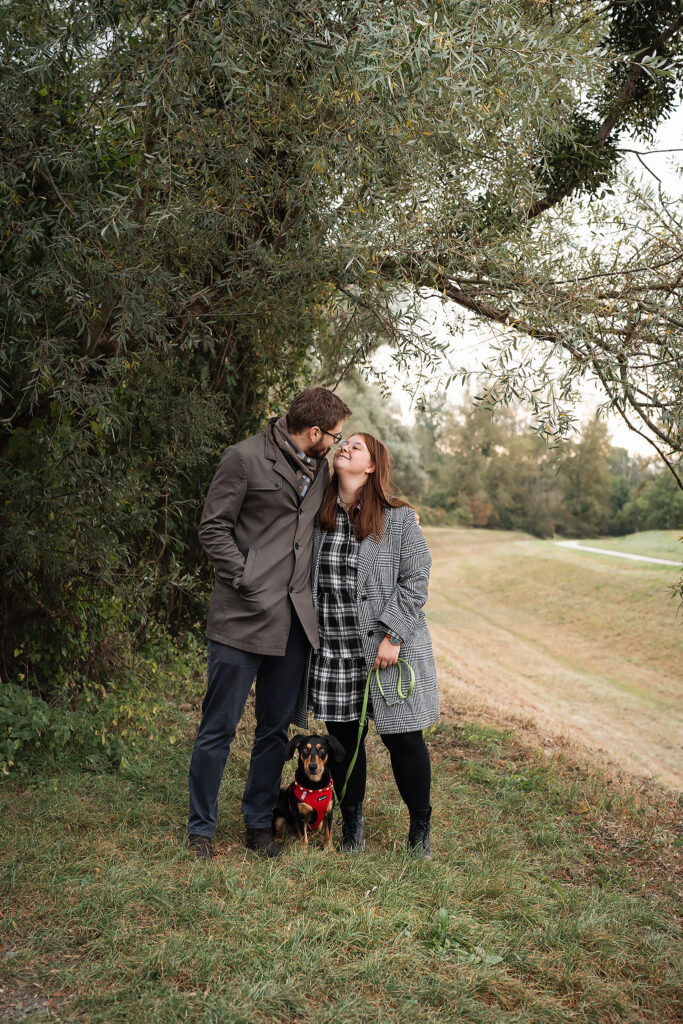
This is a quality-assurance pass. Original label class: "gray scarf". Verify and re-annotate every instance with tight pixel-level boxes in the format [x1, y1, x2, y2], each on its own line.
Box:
[271, 416, 319, 500]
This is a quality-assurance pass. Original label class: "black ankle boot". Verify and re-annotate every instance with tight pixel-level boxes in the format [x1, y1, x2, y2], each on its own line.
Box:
[408, 807, 432, 858]
[245, 827, 281, 858]
[340, 802, 365, 851]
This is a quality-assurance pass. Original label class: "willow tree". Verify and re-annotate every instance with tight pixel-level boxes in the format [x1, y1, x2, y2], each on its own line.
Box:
[1, 1, 681, 695]
[306, 2, 683, 479]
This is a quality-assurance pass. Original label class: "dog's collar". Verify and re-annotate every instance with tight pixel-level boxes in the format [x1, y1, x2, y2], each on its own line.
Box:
[290, 780, 334, 831]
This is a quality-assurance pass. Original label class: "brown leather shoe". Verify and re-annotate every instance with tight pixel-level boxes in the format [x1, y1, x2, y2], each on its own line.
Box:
[245, 827, 281, 858]
[188, 833, 214, 860]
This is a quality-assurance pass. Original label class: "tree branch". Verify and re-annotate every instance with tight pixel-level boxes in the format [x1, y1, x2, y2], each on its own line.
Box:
[527, 10, 683, 220]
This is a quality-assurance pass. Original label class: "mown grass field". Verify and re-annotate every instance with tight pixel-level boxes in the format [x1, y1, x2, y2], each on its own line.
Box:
[574, 531, 682, 561]
[2, 697, 681, 1024]
[424, 528, 683, 789]
[2, 528, 681, 1023]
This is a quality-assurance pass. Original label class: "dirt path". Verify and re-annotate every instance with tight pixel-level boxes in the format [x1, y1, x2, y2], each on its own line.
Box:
[555, 540, 681, 566]
[423, 528, 683, 792]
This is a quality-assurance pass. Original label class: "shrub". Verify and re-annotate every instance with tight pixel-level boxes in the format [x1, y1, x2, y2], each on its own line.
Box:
[1, 633, 204, 775]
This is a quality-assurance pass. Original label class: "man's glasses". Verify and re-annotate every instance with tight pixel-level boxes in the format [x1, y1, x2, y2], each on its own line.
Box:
[321, 428, 343, 444]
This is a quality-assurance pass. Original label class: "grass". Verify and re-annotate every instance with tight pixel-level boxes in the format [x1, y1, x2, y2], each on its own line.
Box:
[2, 527, 681, 1021]
[423, 527, 683, 789]
[2, 692, 681, 1024]
[573, 531, 682, 562]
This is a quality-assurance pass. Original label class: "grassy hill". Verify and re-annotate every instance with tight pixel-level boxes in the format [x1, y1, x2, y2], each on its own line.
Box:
[1, 528, 681, 1022]
[424, 528, 683, 790]
[568, 530, 682, 560]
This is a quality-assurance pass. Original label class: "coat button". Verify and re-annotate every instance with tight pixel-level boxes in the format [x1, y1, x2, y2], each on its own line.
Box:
[361, 594, 368, 601]
[295, 542, 300, 549]
[289, 586, 294, 594]
[366, 629, 373, 637]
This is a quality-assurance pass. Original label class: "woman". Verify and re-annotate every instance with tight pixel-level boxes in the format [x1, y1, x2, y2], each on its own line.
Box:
[293, 432, 439, 856]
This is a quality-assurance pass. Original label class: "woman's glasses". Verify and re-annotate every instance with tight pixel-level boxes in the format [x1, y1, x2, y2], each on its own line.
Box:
[338, 440, 366, 453]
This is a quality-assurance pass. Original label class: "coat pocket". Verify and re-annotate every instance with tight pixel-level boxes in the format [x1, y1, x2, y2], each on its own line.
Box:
[240, 547, 258, 591]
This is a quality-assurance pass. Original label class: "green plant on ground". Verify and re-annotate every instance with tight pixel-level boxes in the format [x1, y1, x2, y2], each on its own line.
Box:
[1, 633, 205, 776]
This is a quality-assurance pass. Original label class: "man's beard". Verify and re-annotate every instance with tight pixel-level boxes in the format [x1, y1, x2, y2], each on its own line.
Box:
[304, 439, 330, 459]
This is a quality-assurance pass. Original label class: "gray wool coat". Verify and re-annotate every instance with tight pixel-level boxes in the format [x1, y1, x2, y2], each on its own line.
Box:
[294, 504, 440, 734]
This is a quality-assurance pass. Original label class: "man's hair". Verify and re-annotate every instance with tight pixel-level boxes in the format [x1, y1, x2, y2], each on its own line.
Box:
[286, 388, 351, 433]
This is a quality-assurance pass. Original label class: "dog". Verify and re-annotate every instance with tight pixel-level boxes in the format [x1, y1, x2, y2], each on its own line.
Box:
[273, 734, 345, 850]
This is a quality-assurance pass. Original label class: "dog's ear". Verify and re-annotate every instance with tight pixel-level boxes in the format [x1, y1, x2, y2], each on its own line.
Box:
[284, 735, 302, 761]
[327, 736, 346, 762]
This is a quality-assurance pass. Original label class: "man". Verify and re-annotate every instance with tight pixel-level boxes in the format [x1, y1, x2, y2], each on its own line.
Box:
[187, 387, 352, 859]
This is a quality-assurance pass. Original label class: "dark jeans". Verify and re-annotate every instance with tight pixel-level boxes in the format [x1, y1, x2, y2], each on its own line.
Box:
[325, 720, 431, 814]
[188, 612, 308, 836]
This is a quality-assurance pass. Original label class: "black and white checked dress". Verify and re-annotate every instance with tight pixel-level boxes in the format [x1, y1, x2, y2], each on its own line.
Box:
[307, 502, 370, 722]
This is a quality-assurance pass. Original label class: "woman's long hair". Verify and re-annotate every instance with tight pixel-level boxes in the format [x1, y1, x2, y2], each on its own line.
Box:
[318, 433, 412, 541]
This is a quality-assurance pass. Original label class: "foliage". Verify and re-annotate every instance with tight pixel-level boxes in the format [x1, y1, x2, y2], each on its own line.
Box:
[419, 402, 564, 536]
[345, 381, 681, 538]
[0, 631, 204, 775]
[0, 676, 158, 777]
[616, 466, 683, 533]
[2, 0, 331, 693]
[601, 0, 683, 140]
[557, 419, 614, 537]
[2, 0, 682, 711]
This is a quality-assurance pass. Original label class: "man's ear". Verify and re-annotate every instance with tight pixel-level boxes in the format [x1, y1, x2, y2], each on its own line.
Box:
[285, 735, 302, 761]
[327, 736, 346, 762]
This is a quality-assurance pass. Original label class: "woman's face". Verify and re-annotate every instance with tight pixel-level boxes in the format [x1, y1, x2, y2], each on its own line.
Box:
[333, 433, 375, 478]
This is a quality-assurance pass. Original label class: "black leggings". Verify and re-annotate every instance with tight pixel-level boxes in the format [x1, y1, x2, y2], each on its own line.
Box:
[325, 720, 431, 814]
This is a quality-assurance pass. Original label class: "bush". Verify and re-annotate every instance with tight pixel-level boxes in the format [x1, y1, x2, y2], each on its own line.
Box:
[1, 633, 205, 775]
[619, 471, 683, 532]
[418, 505, 475, 528]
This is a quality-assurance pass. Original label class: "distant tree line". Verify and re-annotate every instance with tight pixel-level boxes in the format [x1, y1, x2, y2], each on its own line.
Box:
[339, 378, 683, 539]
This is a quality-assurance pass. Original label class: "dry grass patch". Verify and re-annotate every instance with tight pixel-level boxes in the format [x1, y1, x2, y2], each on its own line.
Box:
[424, 527, 683, 788]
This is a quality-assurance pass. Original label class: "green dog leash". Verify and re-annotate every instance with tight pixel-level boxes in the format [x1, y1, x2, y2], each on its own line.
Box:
[338, 658, 415, 803]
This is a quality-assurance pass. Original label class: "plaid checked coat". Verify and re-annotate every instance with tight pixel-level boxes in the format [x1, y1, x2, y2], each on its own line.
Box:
[294, 504, 440, 734]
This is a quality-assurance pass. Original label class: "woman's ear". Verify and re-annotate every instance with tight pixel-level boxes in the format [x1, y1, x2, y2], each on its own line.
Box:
[327, 736, 346, 762]
[284, 735, 301, 761]
[365, 462, 375, 475]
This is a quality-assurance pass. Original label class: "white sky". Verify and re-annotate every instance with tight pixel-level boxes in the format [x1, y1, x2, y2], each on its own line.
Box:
[371, 104, 683, 458]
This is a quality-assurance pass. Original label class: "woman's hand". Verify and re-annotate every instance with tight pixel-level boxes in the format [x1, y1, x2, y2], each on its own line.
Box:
[373, 636, 400, 671]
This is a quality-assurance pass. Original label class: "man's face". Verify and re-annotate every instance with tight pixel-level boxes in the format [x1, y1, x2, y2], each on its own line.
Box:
[304, 419, 345, 458]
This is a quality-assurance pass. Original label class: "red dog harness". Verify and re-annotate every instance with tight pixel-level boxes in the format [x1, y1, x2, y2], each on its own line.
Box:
[289, 781, 334, 831]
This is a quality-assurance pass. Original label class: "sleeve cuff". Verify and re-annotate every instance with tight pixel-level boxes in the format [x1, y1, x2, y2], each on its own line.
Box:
[378, 619, 403, 643]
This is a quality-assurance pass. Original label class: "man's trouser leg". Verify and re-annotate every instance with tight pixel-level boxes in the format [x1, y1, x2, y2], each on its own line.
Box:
[187, 641, 259, 837]
[241, 612, 308, 828]
[187, 611, 308, 837]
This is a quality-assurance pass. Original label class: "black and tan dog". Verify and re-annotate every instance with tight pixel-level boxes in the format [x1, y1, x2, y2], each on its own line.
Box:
[273, 734, 345, 850]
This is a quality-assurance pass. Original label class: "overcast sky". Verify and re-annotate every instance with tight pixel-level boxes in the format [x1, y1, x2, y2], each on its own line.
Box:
[372, 103, 683, 459]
